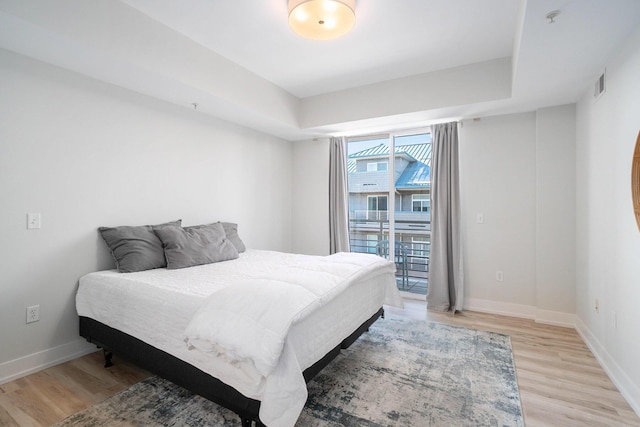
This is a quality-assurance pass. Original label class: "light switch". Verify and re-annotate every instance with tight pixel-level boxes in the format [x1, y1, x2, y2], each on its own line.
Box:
[476, 213, 484, 224]
[27, 213, 41, 229]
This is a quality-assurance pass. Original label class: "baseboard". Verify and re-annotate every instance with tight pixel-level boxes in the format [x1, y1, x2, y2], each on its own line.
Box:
[532, 307, 577, 328]
[463, 298, 576, 328]
[0, 339, 97, 385]
[574, 317, 640, 417]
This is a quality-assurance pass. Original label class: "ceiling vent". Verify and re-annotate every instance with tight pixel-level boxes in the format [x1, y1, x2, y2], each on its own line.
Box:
[594, 69, 606, 100]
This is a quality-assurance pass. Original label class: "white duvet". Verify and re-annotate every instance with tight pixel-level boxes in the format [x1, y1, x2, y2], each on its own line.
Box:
[184, 251, 401, 427]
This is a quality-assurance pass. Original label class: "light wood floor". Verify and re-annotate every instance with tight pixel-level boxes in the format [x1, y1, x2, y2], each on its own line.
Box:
[1, 301, 639, 426]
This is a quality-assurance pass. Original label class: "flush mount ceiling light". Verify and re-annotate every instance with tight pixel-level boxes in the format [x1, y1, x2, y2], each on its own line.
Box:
[288, 0, 356, 40]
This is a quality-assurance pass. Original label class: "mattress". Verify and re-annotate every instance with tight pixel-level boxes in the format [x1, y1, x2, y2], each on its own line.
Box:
[76, 249, 401, 405]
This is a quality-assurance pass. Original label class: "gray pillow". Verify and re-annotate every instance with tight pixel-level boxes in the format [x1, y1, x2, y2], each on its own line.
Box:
[221, 222, 246, 253]
[154, 222, 239, 269]
[99, 220, 181, 273]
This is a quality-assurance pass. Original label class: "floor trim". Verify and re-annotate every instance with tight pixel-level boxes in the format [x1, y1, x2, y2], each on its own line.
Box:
[0, 339, 96, 385]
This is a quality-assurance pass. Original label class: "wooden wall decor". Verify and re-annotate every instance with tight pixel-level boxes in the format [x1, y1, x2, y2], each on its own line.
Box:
[633, 130, 640, 231]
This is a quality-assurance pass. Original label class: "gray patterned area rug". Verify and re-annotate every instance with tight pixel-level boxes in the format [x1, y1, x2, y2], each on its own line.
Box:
[54, 317, 523, 427]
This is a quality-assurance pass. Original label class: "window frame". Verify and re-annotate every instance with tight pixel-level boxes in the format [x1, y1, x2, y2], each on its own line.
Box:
[367, 195, 388, 219]
[411, 194, 430, 213]
[366, 161, 388, 172]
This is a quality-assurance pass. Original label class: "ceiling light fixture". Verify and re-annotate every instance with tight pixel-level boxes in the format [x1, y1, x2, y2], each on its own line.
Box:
[288, 0, 356, 40]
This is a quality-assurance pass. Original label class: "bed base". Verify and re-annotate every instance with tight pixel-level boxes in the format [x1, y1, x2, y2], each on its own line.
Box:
[79, 307, 384, 426]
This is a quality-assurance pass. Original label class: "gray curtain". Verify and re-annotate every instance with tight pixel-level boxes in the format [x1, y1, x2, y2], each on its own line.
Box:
[329, 137, 351, 254]
[427, 122, 464, 312]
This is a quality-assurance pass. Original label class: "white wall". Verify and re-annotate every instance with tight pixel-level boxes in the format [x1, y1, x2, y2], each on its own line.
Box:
[459, 109, 576, 324]
[535, 105, 576, 315]
[0, 49, 293, 381]
[575, 25, 640, 413]
[459, 113, 538, 313]
[292, 138, 330, 256]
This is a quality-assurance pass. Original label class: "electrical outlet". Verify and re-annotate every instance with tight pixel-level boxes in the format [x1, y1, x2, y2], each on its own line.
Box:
[496, 270, 504, 282]
[26, 305, 40, 323]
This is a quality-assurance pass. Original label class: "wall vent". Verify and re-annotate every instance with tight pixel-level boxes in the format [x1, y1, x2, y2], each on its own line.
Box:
[594, 69, 606, 100]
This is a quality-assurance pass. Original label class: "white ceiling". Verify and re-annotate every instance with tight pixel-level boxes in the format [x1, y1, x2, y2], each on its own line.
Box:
[120, 0, 520, 98]
[1, 0, 639, 140]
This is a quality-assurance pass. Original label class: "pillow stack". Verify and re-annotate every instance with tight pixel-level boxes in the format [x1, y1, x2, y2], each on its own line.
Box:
[99, 220, 246, 272]
[154, 222, 239, 270]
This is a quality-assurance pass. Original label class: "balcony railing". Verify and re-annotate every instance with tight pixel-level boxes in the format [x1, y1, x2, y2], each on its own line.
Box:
[348, 211, 430, 295]
[351, 209, 389, 221]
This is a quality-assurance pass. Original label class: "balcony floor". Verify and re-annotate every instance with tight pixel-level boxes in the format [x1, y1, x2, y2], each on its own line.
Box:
[395, 276, 427, 295]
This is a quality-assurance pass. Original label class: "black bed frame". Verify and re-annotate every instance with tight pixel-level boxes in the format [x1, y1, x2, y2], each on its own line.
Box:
[79, 307, 384, 426]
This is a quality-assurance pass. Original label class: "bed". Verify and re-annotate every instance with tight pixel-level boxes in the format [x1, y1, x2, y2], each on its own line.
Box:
[77, 234, 402, 427]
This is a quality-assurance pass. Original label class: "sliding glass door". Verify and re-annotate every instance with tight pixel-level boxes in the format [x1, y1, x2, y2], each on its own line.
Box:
[347, 130, 431, 295]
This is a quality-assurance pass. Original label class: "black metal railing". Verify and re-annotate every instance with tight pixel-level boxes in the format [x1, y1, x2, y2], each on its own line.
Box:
[348, 214, 430, 295]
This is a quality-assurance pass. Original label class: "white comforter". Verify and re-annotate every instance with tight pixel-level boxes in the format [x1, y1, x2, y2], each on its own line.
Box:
[184, 251, 401, 427]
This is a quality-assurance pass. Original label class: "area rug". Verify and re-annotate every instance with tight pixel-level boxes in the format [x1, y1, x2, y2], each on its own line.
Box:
[54, 317, 523, 426]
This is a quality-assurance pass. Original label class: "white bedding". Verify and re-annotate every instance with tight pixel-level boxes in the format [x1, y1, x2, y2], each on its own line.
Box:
[76, 249, 403, 426]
